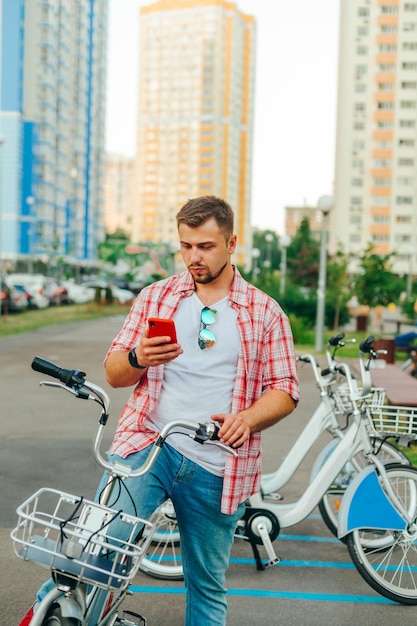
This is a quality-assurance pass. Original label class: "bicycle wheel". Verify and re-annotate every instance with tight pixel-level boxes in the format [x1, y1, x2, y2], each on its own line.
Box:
[318, 439, 409, 538]
[346, 463, 417, 604]
[139, 500, 183, 580]
[41, 604, 81, 626]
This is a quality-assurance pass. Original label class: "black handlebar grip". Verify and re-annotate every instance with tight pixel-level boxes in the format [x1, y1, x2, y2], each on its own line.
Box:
[31, 356, 86, 388]
[359, 336, 375, 353]
[328, 332, 345, 346]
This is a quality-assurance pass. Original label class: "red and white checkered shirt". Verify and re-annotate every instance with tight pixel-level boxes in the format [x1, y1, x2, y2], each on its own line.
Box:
[105, 268, 300, 514]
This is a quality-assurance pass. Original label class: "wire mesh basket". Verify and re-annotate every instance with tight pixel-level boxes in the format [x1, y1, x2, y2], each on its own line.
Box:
[332, 383, 386, 416]
[11, 488, 155, 591]
[366, 403, 417, 444]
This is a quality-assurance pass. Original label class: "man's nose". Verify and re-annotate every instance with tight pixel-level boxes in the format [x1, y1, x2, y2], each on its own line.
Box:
[189, 247, 202, 263]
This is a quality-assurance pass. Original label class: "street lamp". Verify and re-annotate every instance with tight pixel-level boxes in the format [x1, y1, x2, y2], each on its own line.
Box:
[251, 247, 260, 283]
[406, 246, 415, 298]
[264, 233, 274, 270]
[26, 196, 35, 273]
[315, 195, 333, 352]
[279, 234, 291, 296]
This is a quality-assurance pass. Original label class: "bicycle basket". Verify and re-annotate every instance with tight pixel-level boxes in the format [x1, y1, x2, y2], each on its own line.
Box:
[366, 403, 417, 444]
[11, 488, 155, 591]
[333, 384, 386, 416]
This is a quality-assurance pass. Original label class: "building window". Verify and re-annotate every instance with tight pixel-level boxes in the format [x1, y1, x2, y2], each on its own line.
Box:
[379, 63, 396, 71]
[397, 196, 413, 204]
[397, 177, 413, 185]
[399, 138, 415, 147]
[377, 101, 394, 109]
[400, 100, 417, 108]
[378, 82, 394, 91]
[400, 119, 415, 127]
[399, 158, 415, 166]
[378, 44, 397, 52]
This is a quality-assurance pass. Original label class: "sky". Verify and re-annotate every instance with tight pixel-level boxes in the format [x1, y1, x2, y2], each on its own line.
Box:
[105, 0, 341, 234]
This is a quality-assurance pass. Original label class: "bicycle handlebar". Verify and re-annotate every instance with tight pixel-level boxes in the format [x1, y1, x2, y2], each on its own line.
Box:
[31, 356, 238, 477]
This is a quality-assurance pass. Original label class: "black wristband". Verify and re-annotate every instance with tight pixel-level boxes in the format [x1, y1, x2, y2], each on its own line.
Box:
[128, 347, 147, 369]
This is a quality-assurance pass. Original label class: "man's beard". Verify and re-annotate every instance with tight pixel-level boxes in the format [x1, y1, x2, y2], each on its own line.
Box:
[191, 261, 228, 284]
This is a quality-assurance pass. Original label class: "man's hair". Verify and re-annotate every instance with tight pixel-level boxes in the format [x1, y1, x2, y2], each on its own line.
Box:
[176, 195, 234, 239]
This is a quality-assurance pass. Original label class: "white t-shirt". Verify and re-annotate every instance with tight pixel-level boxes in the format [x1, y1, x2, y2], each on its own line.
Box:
[146, 293, 239, 475]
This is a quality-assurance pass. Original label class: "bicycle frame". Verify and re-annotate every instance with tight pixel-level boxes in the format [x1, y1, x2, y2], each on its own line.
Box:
[250, 396, 371, 527]
[261, 353, 344, 496]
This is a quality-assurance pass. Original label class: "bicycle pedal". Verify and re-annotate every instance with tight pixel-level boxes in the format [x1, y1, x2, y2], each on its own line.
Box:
[118, 609, 147, 626]
[265, 556, 281, 568]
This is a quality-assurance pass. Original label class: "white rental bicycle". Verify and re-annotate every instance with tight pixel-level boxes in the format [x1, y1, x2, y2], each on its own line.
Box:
[11, 357, 235, 626]
[139, 334, 409, 579]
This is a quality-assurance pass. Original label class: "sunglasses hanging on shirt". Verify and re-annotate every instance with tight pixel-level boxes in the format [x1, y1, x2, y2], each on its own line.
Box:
[198, 307, 217, 349]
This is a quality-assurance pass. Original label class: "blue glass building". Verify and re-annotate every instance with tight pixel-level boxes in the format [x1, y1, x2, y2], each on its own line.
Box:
[0, 0, 108, 267]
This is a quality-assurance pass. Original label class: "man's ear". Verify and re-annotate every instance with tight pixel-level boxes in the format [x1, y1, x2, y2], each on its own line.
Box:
[228, 235, 237, 254]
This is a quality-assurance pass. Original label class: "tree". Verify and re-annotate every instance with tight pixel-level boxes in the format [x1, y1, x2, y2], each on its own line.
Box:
[326, 248, 350, 329]
[286, 217, 320, 288]
[353, 245, 403, 307]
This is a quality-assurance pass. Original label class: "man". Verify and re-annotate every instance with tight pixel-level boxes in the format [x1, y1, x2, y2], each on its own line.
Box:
[104, 195, 299, 625]
[20, 195, 299, 626]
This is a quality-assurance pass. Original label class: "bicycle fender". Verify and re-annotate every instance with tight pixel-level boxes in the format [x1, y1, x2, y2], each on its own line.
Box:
[54, 596, 84, 621]
[337, 465, 407, 539]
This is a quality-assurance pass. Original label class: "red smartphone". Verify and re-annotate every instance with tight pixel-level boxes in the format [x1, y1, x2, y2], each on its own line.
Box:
[148, 318, 178, 343]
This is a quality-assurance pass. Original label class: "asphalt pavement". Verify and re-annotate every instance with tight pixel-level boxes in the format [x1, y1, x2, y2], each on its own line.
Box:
[1, 316, 416, 625]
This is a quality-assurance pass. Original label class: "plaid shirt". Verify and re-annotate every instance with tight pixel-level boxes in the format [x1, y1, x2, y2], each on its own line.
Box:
[105, 267, 300, 514]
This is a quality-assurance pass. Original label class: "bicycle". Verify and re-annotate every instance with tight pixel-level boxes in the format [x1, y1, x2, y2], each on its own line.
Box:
[138, 334, 409, 580]
[245, 338, 417, 604]
[11, 357, 235, 626]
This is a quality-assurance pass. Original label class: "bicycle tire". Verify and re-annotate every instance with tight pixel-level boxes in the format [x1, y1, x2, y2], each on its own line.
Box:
[139, 500, 184, 580]
[318, 438, 409, 539]
[41, 604, 81, 626]
[346, 463, 417, 604]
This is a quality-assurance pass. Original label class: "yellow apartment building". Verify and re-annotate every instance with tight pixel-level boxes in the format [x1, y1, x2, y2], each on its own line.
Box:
[131, 0, 256, 269]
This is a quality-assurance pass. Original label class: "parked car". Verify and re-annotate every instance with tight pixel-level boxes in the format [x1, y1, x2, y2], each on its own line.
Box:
[56, 282, 70, 305]
[7, 273, 50, 309]
[0, 278, 12, 314]
[44, 278, 61, 306]
[80, 279, 135, 305]
[0, 279, 28, 313]
[12, 283, 36, 309]
[8, 283, 29, 312]
[60, 280, 95, 305]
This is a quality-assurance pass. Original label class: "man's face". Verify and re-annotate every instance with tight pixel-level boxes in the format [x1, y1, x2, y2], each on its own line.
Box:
[178, 217, 236, 285]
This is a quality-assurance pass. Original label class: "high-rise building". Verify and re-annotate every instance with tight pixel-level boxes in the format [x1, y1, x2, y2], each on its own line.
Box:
[132, 0, 256, 268]
[0, 0, 108, 268]
[104, 154, 135, 235]
[332, 0, 417, 275]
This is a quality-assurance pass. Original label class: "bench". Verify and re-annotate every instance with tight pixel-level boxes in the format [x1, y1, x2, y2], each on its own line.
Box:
[367, 364, 417, 407]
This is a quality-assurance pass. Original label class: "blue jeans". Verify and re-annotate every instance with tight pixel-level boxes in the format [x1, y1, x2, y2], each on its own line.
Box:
[98, 443, 244, 626]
